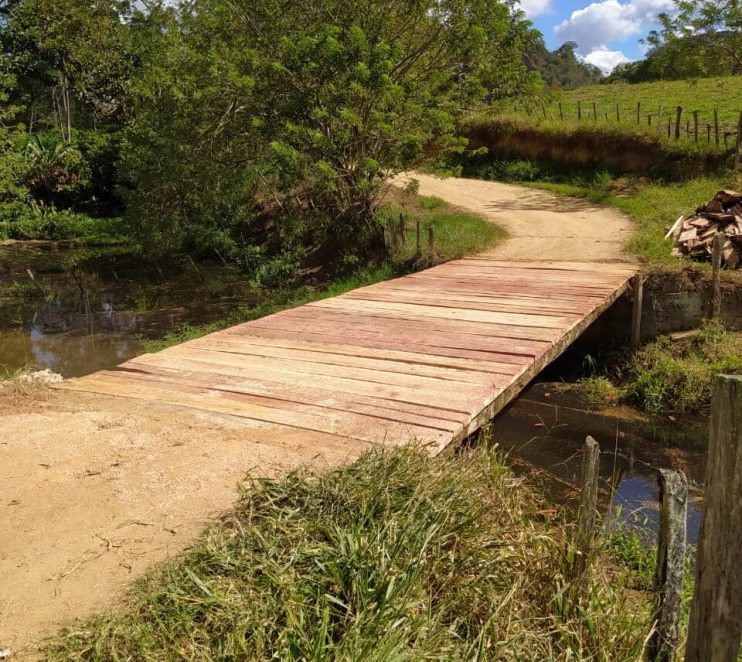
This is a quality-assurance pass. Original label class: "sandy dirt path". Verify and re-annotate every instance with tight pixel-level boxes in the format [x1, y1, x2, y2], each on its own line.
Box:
[0, 176, 635, 658]
[0, 386, 369, 658]
[393, 173, 635, 263]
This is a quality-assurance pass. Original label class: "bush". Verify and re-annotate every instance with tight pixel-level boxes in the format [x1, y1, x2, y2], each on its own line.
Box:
[240, 244, 303, 289]
[0, 201, 119, 241]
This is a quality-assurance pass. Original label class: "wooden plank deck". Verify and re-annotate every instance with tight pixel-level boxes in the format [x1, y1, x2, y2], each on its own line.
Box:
[59, 258, 637, 454]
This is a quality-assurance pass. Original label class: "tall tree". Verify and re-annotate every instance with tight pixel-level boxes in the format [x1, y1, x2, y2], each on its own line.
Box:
[123, 0, 535, 258]
[1, 0, 136, 134]
[646, 0, 742, 77]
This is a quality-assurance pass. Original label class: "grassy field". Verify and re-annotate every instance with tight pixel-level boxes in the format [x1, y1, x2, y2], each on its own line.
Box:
[499, 76, 742, 145]
[145, 192, 505, 351]
[49, 446, 650, 661]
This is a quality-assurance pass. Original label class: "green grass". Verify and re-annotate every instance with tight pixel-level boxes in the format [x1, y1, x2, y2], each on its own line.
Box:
[48, 446, 650, 661]
[574, 322, 742, 417]
[146, 196, 504, 351]
[498, 75, 742, 146]
[621, 322, 742, 416]
[553, 76, 742, 136]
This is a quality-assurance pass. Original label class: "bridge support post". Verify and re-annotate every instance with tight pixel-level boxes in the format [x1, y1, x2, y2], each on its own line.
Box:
[630, 273, 644, 350]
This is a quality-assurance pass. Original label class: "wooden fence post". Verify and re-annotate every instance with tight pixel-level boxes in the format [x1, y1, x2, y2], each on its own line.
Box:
[667, 117, 671, 138]
[415, 220, 421, 256]
[593, 101, 597, 121]
[427, 226, 435, 258]
[675, 106, 682, 140]
[657, 104, 663, 135]
[647, 470, 688, 662]
[714, 108, 720, 146]
[577, 100, 582, 121]
[693, 110, 699, 143]
[637, 101, 641, 124]
[735, 111, 742, 171]
[616, 103, 620, 122]
[630, 272, 644, 350]
[684, 375, 742, 662]
[575, 436, 600, 577]
[711, 231, 724, 320]
[559, 102, 564, 121]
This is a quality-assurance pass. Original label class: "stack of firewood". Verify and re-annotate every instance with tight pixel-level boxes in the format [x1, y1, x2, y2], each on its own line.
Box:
[668, 190, 742, 269]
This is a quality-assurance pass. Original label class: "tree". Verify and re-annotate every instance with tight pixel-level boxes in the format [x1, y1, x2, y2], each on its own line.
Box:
[123, 0, 534, 258]
[1, 0, 137, 134]
[526, 39, 603, 89]
[646, 0, 742, 77]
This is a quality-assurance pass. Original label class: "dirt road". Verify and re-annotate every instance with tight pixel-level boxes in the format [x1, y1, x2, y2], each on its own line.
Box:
[393, 173, 635, 262]
[0, 176, 635, 658]
[0, 386, 369, 657]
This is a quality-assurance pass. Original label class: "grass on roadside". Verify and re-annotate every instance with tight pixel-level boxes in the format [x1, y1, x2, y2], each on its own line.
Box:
[146, 192, 504, 352]
[531, 175, 740, 264]
[463, 152, 741, 270]
[49, 446, 650, 661]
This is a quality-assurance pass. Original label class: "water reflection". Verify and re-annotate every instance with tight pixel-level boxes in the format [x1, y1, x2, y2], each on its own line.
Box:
[0, 243, 259, 377]
[488, 382, 706, 543]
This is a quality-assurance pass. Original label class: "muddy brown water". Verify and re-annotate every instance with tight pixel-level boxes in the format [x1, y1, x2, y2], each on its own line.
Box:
[488, 382, 706, 544]
[0, 242, 259, 377]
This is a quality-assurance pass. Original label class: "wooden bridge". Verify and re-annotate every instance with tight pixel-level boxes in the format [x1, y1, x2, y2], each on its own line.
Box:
[61, 258, 637, 454]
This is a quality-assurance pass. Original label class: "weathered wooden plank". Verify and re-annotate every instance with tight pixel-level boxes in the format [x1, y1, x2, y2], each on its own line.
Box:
[221, 326, 535, 365]
[685, 375, 742, 662]
[310, 298, 574, 329]
[63, 373, 453, 448]
[184, 338, 506, 383]
[132, 346, 492, 396]
[124, 350, 492, 413]
[57, 257, 636, 458]
[239, 315, 551, 356]
[185, 335, 520, 375]
[116, 364, 467, 431]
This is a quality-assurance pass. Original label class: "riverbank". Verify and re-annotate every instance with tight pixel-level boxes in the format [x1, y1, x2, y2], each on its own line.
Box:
[48, 445, 650, 661]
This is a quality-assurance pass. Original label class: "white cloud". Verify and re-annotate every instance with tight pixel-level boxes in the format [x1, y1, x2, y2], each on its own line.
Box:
[554, 0, 674, 54]
[583, 46, 631, 73]
[519, 0, 552, 17]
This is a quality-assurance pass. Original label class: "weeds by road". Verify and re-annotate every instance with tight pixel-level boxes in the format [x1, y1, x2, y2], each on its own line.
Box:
[49, 446, 649, 661]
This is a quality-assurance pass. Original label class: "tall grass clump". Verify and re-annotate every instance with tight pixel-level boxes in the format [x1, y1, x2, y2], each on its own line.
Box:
[623, 322, 742, 415]
[50, 447, 648, 661]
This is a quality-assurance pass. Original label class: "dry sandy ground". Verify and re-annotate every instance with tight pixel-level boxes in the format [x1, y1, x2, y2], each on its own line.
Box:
[0, 177, 635, 658]
[0, 385, 369, 658]
[393, 173, 635, 263]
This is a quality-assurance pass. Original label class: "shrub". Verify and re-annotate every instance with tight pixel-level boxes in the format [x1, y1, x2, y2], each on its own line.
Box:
[622, 322, 742, 415]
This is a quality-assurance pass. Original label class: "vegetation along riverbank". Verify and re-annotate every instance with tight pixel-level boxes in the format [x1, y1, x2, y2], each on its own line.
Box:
[48, 446, 651, 661]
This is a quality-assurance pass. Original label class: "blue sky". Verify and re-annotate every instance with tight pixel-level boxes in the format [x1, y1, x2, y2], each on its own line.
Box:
[520, 0, 676, 74]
